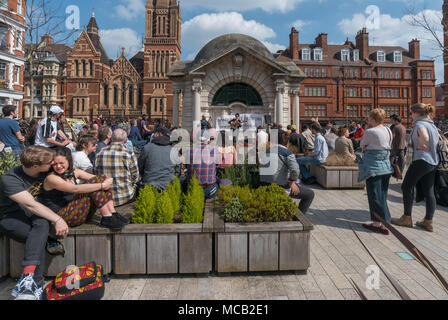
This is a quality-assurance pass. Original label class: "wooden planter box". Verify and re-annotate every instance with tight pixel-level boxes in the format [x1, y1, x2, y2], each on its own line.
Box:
[0, 234, 9, 278]
[310, 165, 365, 189]
[213, 203, 313, 273]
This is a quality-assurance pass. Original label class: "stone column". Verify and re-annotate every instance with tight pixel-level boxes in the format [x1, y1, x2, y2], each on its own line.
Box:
[192, 85, 202, 127]
[173, 89, 181, 127]
[291, 89, 300, 127]
[275, 87, 284, 126]
[133, 87, 138, 109]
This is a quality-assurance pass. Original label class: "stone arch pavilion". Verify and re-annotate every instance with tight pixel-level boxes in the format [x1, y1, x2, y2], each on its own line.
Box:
[168, 34, 305, 131]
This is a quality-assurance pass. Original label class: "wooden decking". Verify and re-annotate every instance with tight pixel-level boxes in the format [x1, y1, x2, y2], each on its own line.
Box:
[1, 179, 448, 300]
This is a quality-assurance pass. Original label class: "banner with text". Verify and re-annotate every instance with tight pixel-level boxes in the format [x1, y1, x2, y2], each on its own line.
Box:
[215, 114, 265, 131]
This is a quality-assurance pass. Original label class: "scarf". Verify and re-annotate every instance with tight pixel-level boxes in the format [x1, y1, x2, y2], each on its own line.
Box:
[404, 115, 434, 171]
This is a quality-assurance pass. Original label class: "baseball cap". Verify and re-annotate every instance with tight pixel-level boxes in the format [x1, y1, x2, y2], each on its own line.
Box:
[291, 125, 297, 130]
[50, 106, 64, 114]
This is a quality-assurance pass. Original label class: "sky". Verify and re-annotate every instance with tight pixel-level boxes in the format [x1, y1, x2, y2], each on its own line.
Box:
[34, 0, 444, 83]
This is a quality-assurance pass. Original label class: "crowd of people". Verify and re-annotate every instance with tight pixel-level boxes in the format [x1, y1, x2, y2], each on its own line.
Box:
[0, 102, 446, 300]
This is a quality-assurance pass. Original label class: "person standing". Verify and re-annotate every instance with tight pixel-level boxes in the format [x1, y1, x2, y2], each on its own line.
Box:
[358, 108, 394, 235]
[0, 105, 25, 158]
[390, 115, 407, 174]
[391, 103, 440, 232]
[94, 114, 104, 127]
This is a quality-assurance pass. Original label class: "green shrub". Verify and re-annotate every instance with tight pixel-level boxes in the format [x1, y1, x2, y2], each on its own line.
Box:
[0, 152, 20, 178]
[166, 177, 182, 215]
[132, 185, 158, 224]
[155, 190, 175, 224]
[182, 176, 205, 224]
[222, 197, 244, 223]
[217, 184, 298, 223]
[218, 164, 259, 188]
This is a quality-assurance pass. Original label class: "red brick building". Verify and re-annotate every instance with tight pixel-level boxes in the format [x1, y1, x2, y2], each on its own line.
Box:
[0, 0, 26, 116]
[278, 27, 436, 125]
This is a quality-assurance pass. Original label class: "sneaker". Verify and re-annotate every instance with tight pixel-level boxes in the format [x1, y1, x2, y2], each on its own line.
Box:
[15, 274, 43, 300]
[12, 274, 45, 298]
[112, 212, 130, 225]
[100, 214, 126, 231]
[45, 238, 65, 257]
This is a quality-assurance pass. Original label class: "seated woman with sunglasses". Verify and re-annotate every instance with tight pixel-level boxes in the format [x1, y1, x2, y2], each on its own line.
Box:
[39, 147, 128, 232]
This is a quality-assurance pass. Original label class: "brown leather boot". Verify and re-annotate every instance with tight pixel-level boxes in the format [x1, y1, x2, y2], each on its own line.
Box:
[415, 220, 434, 232]
[391, 215, 413, 228]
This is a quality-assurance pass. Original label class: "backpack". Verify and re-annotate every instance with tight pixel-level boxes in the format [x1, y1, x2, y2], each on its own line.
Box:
[435, 170, 448, 207]
[42, 262, 108, 300]
[438, 134, 448, 170]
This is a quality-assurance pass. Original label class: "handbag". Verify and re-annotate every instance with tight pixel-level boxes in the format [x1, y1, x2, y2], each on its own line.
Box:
[387, 128, 403, 180]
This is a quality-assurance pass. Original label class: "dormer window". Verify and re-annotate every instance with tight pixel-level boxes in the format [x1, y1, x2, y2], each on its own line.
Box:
[341, 49, 350, 62]
[302, 48, 311, 61]
[393, 50, 402, 63]
[313, 48, 322, 61]
[352, 49, 359, 62]
[377, 50, 386, 63]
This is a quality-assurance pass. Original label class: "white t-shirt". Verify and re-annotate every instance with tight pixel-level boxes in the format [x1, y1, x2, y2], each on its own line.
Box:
[72, 151, 93, 171]
[361, 126, 392, 150]
[34, 118, 60, 147]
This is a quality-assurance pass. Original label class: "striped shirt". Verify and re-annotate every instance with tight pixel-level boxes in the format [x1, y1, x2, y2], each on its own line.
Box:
[95, 143, 139, 206]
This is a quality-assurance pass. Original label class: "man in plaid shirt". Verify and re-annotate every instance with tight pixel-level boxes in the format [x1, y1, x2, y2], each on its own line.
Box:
[95, 128, 140, 206]
[186, 135, 219, 199]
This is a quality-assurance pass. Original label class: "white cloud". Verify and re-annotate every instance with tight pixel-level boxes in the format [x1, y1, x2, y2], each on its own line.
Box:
[99, 28, 142, 59]
[292, 19, 311, 30]
[183, 0, 305, 13]
[114, 0, 145, 21]
[338, 9, 444, 83]
[182, 12, 285, 59]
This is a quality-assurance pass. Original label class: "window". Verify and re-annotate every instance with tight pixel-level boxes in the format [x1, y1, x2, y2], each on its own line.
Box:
[0, 62, 6, 80]
[310, 68, 314, 78]
[17, 0, 22, 15]
[346, 106, 359, 117]
[76, 99, 79, 112]
[380, 106, 400, 118]
[35, 85, 41, 96]
[305, 87, 326, 97]
[305, 67, 309, 76]
[0, 26, 8, 51]
[346, 87, 359, 97]
[354, 69, 358, 78]
[315, 68, 320, 77]
[305, 105, 326, 117]
[14, 65, 19, 84]
[122, 80, 126, 105]
[423, 88, 432, 98]
[352, 49, 359, 62]
[82, 98, 85, 112]
[302, 48, 311, 61]
[154, 99, 158, 112]
[395, 70, 400, 79]
[90, 60, 93, 77]
[104, 84, 108, 105]
[129, 85, 133, 106]
[405, 70, 410, 79]
[75, 60, 79, 77]
[212, 83, 263, 106]
[113, 85, 118, 105]
[15, 30, 22, 50]
[341, 49, 350, 62]
[138, 87, 142, 105]
[0, 0, 7, 9]
[82, 60, 86, 77]
[364, 106, 372, 117]
[385, 69, 389, 79]
[313, 48, 322, 61]
[363, 88, 371, 97]
[394, 51, 402, 63]
[322, 68, 327, 77]
[377, 50, 386, 62]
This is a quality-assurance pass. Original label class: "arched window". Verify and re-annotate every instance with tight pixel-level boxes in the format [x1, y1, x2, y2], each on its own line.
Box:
[104, 84, 108, 105]
[90, 60, 94, 76]
[82, 60, 86, 76]
[212, 83, 263, 106]
[162, 17, 166, 34]
[75, 60, 79, 77]
[122, 80, 126, 105]
[113, 85, 118, 105]
[138, 87, 142, 105]
[82, 98, 85, 112]
[154, 99, 158, 112]
[129, 85, 133, 106]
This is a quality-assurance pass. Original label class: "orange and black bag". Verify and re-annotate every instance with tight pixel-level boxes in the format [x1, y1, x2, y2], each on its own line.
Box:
[43, 262, 108, 300]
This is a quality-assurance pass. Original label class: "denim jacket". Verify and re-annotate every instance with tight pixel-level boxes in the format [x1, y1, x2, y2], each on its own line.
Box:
[358, 149, 393, 182]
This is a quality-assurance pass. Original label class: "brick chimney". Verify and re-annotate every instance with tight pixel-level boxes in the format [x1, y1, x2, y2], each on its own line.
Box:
[409, 39, 420, 60]
[289, 27, 299, 60]
[315, 33, 327, 54]
[41, 34, 53, 46]
[355, 28, 369, 60]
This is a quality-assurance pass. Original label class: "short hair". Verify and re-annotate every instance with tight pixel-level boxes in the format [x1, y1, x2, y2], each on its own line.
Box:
[2, 105, 16, 117]
[310, 123, 321, 132]
[278, 130, 288, 146]
[98, 126, 112, 142]
[411, 103, 435, 116]
[76, 134, 97, 151]
[302, 124, 309, 131]
[338, 127, 349, 137]
[131, 119, 137, 126]
[369, 108, 386, 124]
[111, 128, 127, 143]
[20, 146, 55, 168]
[391, 114, 402, 123]
[52, 147, 74, 176]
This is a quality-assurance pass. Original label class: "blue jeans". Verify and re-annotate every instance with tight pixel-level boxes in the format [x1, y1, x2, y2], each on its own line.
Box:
[366, 174, 391, 223]
[296, 156, 320, 180]
[204, 183, 219, 199]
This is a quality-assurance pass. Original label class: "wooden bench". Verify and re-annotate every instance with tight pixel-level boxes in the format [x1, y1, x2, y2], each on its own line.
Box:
[309, 165, 365, 189]
[7, 201, 213, 277]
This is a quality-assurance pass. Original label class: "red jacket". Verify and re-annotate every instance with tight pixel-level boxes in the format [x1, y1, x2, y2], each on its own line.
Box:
[353, 128, 364, 139]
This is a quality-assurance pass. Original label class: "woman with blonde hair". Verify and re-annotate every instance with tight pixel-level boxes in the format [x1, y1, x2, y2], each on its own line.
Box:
[392, 103, 439, 232]
[358, 108, 394, 234]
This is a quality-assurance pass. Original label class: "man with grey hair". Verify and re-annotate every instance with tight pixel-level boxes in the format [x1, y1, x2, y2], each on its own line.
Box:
[95, 128, 140, 208]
